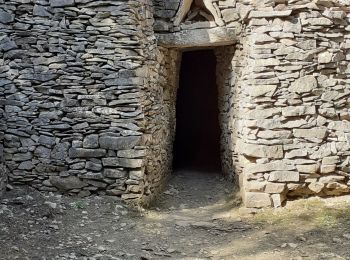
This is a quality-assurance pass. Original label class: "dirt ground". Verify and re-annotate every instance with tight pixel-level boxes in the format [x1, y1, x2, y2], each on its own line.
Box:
[1, 171, 350, 260]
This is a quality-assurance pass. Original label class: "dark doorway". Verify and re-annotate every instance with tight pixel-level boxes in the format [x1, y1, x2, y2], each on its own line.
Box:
[173, 49, 222, 173]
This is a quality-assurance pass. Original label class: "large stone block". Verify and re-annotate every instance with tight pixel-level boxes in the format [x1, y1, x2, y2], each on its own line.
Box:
[269, 171, 300, 182]
[0, 9, 14, 24]
[265, 182, 286, 194]
[289, 75, 318, 93]
[102, 157, 143, 168]
[83, 135, 99, 149]
[328, 121, 350, 132]
[296, 164, 319, 174]
[50, 0, 74, 7]
[236, 140, 283, 159]
[308, 182, 324, 193]
[49, 176, 87, 191]
[271, 193, 286, 208]
[293, 128, 327, 139]
[69, 148, 106, 158]
[244, 161, 296, 175]
[51, 143, 70, 160]
[244, 192, 272, 208]
[99, 136, 140, 150]
[104, 169, 128, 179]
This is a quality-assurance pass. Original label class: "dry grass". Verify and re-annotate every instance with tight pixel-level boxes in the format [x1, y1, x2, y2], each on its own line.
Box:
[249, 197, 350, 228]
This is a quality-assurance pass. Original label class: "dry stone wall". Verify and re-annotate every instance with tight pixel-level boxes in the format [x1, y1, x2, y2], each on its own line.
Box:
[2, 0, 350, 208]
[238, 0, 350, 208]
[0, 115, 5, 195]
[0, 0, 158, 201]
[154, 0, 350, 208]
[142, 47, 180, 203]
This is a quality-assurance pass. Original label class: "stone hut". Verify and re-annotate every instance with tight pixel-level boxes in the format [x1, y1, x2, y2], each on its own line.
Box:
[1, 0, 350, 208]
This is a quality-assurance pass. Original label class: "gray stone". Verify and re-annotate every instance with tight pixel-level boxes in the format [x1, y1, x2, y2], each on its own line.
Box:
[50, 0, 74, 7]
[13, 152, 32, 162]
[0, 37, 17, 51]
[33, 5, 52, 17]
[51, 143, 69, 160]
[69, 148, 106, 158]
[102, 158, 143, 168]
[83, 135, 99, 149]
[35, 146, 51, 159]
[86, 161, 102, 171]
[104, 169, 127, 179]
[50, 176, 87, 191]
[117, 149, 146, 158]
[0, 9, 14, 24]
[38, 135, 56, 147]
[99, 136, 141, 150]
[18, 161, 34, 170]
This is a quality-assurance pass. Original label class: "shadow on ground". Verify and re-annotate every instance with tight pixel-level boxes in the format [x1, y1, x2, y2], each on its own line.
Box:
[1, 173, 350, 259]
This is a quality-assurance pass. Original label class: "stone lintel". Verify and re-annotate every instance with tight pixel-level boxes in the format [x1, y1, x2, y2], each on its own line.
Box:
[156, 27, 237, 48]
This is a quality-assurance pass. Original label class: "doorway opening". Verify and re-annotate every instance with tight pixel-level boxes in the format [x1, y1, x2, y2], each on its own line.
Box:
[172, 49, 222, 173]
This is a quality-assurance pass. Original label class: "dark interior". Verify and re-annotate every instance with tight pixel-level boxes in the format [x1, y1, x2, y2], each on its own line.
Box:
[173, 49, 222, 173]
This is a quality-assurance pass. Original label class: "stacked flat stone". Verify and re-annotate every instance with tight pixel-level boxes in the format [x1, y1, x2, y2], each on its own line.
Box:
[2, 0, 350, 209]
[0, 0, 156, 201]
[154, 0, 350, 208]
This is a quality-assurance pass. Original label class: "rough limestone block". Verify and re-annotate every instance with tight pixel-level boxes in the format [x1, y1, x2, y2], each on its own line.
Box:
[244, 192, 272, 208]
[308, 182, 324, 193]
[271, 193, 286, 208]
[117, 150, 146, 158]
[157, 27, 236, 48]
[249, 10, 292, 19]
[322, 156, 339, 165]
[69, 148, 106, 158]
[289, 75, 318, 93]
[296, 164, 319, 174]
[49, 176, 87, 191]
[293, 128, 327, 139]
[265, 182, 286, 194]
[0, 9, 14, 24]
[33, 5, 52, 17]
[244, 161, 296, 175]
[50, 0, 74, 7]
[245, 180, 266, 192]
[328, 121, 350, 132]
[104, 169, 127, 179]
[319, 176, 345, 184]
[236, 140, 283, 159]
[306, 17, 333, 26]
[282, 106, 316, 117]
[102, 158, 143, 168]
[320, 164, 336, 174]
[269, 171, 300, 182]
[99, 136, 140, 150]
[243, 85, 277, 97]
[83, 135, 99, 149]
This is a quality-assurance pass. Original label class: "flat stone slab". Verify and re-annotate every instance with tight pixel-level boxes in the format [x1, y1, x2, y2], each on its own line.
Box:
[156, 27, 237, 48]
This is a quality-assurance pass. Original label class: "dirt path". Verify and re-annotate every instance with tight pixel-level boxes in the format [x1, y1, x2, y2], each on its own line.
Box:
[1, 171, 350, 259]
